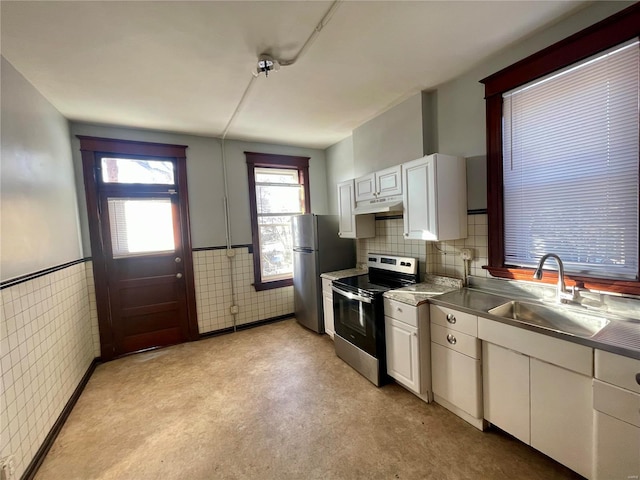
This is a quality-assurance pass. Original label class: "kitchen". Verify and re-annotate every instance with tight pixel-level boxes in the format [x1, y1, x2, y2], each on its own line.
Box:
[1, 1, 639, 479]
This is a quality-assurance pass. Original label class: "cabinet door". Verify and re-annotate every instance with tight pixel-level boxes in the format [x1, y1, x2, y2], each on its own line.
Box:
[403, 156, 437, 240]
[355, 173, 376, 201]
[594, 411, 640, 480]
[482, 342, 530, 444]
[530, 358, 593, 479]
[432, 342, 482, 418]
[385, 317, 420, 393]
[376, 165, 402, 197]
[337, 180, 356, 238]
[322, 293, 335, 339]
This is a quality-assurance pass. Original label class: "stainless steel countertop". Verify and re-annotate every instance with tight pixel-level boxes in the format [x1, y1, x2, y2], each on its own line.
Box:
[429, 288, 640, 360]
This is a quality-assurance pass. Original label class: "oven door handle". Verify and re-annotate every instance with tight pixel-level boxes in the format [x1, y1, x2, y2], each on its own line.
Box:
[332, 285, 373, 304]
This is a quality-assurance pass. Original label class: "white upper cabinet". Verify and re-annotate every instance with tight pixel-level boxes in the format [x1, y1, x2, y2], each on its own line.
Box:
[355, 165, 402, 202]
[402, 154, 467, 241]
[337, 179, 375, 238]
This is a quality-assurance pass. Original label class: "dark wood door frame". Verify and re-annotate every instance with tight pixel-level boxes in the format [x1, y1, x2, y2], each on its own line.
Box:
[78, 136, 199, 360]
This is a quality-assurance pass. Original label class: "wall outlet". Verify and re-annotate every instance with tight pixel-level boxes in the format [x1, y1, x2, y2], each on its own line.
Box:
[230, 305, 239, 314]
[0, 455, 16, 480]
[226, 249, 235, 258]
[460, 248, 473, 261]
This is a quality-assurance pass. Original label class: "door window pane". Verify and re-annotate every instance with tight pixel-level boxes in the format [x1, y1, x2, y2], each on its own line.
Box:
[108, 197, 175, 258]
[101, 158, 175, 185]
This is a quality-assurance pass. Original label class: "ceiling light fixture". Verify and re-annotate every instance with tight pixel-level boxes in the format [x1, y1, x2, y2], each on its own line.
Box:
[255, 54, 280, 77]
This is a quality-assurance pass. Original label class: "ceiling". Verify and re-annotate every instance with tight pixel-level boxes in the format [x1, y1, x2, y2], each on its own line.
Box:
[1, 1, 587, 149]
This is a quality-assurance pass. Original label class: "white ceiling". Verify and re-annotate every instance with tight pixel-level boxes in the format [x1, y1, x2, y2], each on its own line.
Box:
[1, 1, 587, 149]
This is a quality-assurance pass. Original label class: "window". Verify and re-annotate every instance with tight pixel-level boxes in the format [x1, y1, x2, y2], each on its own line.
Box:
[481, 4, 640, 295]
[246, 152, 310, 290]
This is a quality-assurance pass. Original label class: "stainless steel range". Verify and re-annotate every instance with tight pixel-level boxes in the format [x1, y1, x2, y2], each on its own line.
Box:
[332, 253, 419, 386]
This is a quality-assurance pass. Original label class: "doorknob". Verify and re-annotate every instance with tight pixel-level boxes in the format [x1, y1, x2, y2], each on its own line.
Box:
[176, 273, 183, 279]
[175, 257, 182, 263]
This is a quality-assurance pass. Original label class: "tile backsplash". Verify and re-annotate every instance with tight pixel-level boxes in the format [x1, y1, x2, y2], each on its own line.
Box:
[0, 262, 94, 479]
[357, 217, 428, 277]
[356, 214, 489, 281]
[427, 214, 489, 279]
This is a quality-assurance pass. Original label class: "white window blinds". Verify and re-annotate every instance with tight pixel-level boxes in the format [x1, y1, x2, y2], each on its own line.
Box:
[502, 39, 639, 279]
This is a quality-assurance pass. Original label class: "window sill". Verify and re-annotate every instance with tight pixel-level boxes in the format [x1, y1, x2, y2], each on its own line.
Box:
[253, 278, 293, 291]
[484, 266, 640, 296]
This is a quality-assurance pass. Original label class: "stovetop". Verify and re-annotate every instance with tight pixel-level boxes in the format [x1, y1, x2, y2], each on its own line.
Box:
[332, 254, 419, 297]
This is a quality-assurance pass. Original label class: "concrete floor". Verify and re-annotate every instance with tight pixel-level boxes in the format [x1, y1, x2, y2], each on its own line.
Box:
[35, 319, 582, 480]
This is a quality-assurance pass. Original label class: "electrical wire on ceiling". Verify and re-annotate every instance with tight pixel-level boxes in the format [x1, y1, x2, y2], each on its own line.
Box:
[218, 0, 341, 331]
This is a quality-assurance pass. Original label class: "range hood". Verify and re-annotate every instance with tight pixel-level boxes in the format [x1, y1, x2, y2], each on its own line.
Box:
[353, 198, 404, 215]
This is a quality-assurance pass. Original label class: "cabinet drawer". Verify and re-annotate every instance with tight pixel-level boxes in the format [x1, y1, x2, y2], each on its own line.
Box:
[384, 298, 418, 327]
[431, 323, 480, 359]
[595, 350, 640, 394]
[430, 305, 477, 336]
[593, 379, 640, 428]
[321, 278, 333, 295]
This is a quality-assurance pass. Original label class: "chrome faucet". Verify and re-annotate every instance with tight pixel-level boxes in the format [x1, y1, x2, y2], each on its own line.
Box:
[533, 253, 577, 303]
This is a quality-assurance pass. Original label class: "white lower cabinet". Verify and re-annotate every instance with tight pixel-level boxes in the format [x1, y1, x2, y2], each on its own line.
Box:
[483, 342, 530, 444]
[431, 343, 482, 418]
[384, 298, 431, 400]
[321, 278, 334, 339]
[430, 305, 483, 429]
[385, 317, 420, 393]
[593, 350, 640, 480]
[530, 358, 593, 479]
[479, 317, 594, 478]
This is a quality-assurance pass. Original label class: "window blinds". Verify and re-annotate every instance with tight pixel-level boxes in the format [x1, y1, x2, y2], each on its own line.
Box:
[502, 39, 639, 279]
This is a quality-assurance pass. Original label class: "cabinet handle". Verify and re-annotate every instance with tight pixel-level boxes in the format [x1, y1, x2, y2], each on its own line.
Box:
[636, 373, 640, 386]
[446, 334, 457, 345]
[446, 313, 456, 324]
[413, 332, 417, 337]
[397, 308, 403, 313]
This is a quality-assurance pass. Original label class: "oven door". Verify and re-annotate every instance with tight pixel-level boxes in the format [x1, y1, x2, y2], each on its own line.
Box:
[332, 285, 380, 357]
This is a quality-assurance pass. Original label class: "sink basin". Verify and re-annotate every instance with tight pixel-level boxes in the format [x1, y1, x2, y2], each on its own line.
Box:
[488, 301, 610, 337]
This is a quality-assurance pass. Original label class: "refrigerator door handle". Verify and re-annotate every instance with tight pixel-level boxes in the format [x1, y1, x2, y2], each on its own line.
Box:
[332, 286, 373, 304]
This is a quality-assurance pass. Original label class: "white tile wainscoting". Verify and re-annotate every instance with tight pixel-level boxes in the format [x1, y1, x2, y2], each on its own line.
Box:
[0, 262, 95, 480]
[193, 247, 294, 334]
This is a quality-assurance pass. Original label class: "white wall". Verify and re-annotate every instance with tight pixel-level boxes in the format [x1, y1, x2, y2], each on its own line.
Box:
[435, 1, 634, 157]
[0, 57, 83, 281]
[352, 93, 424, 176]
[69, 123, 329, 253]
[325, 135, 355, 215]
[0, 56, 95, 480]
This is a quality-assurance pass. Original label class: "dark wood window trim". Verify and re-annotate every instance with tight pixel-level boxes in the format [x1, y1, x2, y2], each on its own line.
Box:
[78, 136, 200, 358]
[480, 4, 640, 296]
[245, 151, 311, 291]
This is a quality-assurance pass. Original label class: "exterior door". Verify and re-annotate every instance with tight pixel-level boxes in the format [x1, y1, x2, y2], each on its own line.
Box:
[79, 136, 198, 360]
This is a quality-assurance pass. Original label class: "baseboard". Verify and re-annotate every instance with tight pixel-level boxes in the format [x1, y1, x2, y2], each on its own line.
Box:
[199, 313, 294, 339]
[21, 357, 100, 480]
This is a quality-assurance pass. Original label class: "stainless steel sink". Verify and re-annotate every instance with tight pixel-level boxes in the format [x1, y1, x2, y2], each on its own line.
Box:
[488, 301, 610, 338]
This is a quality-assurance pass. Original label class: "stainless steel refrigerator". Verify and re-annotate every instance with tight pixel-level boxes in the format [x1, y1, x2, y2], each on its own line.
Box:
[292, 214, 356, 333]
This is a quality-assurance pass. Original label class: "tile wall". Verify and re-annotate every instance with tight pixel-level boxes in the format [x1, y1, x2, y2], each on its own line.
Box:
[356, 217, 428, 278]
[427, 214, 489, 279]
[357, 214, 490, 281]
[0, 262, 94, 479]
[85, 262, 101, 357]
[193, 247, 294, 334]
